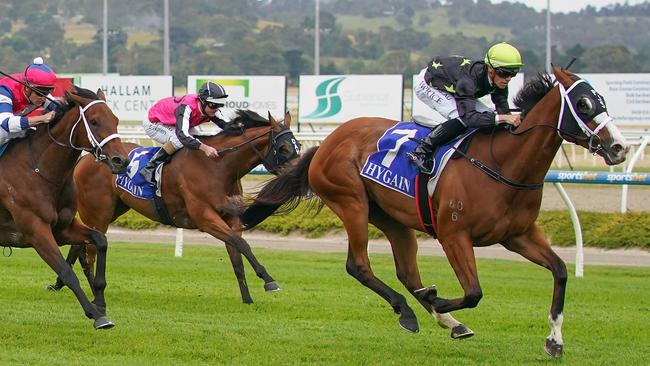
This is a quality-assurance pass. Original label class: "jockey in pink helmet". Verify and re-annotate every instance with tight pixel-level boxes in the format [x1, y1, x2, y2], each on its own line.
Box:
[0, 57, 58, 145]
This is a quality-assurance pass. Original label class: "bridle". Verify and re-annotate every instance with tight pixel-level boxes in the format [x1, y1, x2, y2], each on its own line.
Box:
[47, 99, 121, 161]
[215, 126, 299, 174]
[556, 79, 612, 155]
[453, 77, 613, 190]
[31, 99, 121, 187]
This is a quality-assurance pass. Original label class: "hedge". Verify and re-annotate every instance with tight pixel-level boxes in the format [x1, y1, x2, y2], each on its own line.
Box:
[113, 204, 650, 251]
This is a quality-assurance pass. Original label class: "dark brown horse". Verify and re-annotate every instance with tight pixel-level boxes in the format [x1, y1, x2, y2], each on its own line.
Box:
[51, 110, 300, 304]
[0, 86, 129, 329]
[240, 67, 629, 357]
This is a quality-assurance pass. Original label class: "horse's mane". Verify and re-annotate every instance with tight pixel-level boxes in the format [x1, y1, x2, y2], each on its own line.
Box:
[231, 109, 271, 129]
[513, 73, 555, 118]
[207, 109, 273, 137]
[51, 86, 100, 123]
[199, 109, 273, 141]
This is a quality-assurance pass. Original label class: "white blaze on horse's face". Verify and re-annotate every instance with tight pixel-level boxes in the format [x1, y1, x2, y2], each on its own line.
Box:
[597, 113, 628, 157]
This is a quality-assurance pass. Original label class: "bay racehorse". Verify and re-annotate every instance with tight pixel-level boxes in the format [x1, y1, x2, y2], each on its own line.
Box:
[0, 86, 129, 329]
[239, 66, 628, 357]
[51, 110, 300, 304]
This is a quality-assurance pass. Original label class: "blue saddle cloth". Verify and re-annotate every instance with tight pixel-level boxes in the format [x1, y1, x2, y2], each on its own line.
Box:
[115, 147, 160, 199]
[360, 121, 470, 198]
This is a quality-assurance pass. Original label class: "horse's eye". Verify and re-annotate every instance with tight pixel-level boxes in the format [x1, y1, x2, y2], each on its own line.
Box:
[90, 119, 99, 126]
[576, 97, 594, 115]
[280, 145, 291, 156]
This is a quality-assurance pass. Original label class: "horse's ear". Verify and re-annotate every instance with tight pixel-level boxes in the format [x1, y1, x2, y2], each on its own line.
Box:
[552, 65, 573, 88]
[97, 88, 106, 101]
[283, 111, 292, 128]
[268, 111, 280, 129]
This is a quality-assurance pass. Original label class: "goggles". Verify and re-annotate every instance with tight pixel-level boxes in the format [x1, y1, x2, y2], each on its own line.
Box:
[30, 86, 54, 96]
[494, 67, 518, 78]
[205, 101, 224, 109]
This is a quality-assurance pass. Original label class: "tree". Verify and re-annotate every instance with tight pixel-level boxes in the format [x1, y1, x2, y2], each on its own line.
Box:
[379, 50, 413, 75]
[283, 49, 308, 84]
[21, 13, 65, 51]
[90, 27, 128, 73]
[582, 45, 637, 73]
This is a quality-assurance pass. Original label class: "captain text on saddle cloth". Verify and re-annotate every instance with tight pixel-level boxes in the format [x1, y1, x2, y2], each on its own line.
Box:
[408, 42, 523, 174]
[0, 57, 58, 145]
[139, 81, 238, 185]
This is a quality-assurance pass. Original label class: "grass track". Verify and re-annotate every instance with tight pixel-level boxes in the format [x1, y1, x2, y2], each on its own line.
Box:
[1, 242, 648, 365]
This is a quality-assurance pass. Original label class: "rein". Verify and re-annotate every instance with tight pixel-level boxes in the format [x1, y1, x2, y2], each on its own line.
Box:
[214, 126, 296, 174]
[215, 128, 272, 155]
[450, 122, 600, 191]
[449, 79, 610, 191]
[30, 99, 121, 186]
[450, 145, 544, 190]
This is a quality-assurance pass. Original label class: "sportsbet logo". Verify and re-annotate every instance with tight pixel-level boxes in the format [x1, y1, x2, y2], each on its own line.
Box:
[303, 77, 345, 119]
[196, 79, 250, 97]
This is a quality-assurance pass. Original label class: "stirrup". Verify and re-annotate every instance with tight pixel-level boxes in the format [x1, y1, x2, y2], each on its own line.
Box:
[139, 165, 156, 185]
[409, 137, 434, 154]
[407, 152, 434, 175]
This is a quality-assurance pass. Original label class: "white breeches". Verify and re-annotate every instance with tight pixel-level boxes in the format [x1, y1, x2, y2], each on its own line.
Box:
[143, 118, 198, 150]
[413, 68, 492, 126]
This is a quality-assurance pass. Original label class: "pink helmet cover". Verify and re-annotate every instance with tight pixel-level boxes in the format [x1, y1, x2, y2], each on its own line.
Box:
[24, 57, 57, 87]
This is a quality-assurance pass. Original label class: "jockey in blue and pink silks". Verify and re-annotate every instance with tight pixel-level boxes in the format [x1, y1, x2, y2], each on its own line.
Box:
[0, 57, 59, 146]
[138, 81, 234, 185]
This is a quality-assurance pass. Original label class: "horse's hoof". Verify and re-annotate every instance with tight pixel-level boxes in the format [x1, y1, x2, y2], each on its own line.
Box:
[450, 324, 474, 339]
[544, 338, 563, 358]
[264, 281, 281, 292]
[94, 316, 115, 330]
[47, 284, 62, 292]
[398, 314, 419, 333]
[242, 297, 254, 304]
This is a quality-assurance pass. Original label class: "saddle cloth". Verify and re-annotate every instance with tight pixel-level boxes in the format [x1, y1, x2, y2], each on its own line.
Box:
[115, 146, 162, 199]
[360, 121, 472, 198]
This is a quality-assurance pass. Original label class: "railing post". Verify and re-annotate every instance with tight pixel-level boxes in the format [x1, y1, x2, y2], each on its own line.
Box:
[553, 182, 583, 278]
[175, 228, 183, 257]
[621, 136, 649, 213]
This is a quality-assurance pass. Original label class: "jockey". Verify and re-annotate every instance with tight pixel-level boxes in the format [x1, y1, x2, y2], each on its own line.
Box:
[408, 42, 523, 174]
[0, 57, 58, 145]
[138, 81, 231, 185]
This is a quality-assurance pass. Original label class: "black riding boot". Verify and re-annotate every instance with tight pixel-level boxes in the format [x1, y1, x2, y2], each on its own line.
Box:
[407, 118, 466, 174]
[139, 148, 172, 185]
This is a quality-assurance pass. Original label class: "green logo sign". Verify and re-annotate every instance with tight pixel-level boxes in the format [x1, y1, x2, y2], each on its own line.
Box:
[195, 79, 250, 97]
[303, 77, 345, 119]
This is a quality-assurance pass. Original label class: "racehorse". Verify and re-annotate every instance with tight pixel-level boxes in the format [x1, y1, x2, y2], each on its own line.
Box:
[50, 110, 300, 304]
[239, 66, 629, 357]
[0, 86, 129, 329]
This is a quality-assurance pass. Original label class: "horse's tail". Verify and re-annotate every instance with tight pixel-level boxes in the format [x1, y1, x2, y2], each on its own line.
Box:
[241, 146, 319, 229]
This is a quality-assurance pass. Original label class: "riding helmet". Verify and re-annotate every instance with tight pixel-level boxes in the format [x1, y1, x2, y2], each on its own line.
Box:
[484, 42, 524, 69]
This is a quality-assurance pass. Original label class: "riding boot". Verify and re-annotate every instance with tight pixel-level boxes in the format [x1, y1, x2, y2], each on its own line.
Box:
[407, 118, 466, 174]
[139, 143, 175, 185]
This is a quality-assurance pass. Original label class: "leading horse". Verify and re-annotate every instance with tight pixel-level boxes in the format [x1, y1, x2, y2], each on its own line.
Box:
[0, 86, 129, 329]
[240, 66, 628, 357]
[51, 110, 300, 304]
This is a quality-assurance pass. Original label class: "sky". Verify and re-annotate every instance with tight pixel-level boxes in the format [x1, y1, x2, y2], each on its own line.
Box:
[491, 0, 648, 13]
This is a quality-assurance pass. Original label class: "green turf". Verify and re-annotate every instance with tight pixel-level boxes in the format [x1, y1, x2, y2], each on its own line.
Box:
[1, 243, 648, 365]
